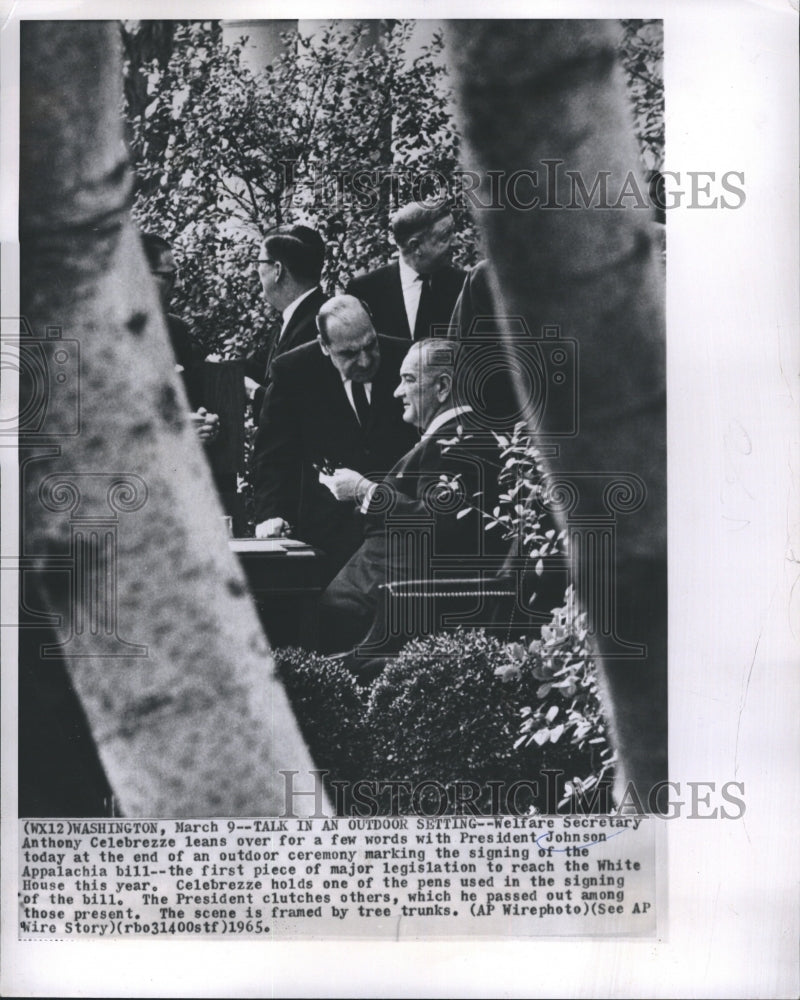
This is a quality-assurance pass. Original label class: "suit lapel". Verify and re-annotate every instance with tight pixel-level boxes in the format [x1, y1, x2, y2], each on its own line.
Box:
[281, 286, 323, 353]
[388, 434, 426, 484]
[388, 263, 412, 339]
[319, 354, 361, 437]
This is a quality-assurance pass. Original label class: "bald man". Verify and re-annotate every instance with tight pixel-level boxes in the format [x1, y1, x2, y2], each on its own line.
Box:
[252, 295, 415, 580]
[318, 339, 504, 655]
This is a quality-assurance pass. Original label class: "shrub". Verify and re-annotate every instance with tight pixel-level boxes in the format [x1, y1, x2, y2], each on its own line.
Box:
[504, 588, 615, 813]
[363, 622, 608, 815]
[276, 608, 611, 815]
[273, 647, 369, 787]
[364, 631, 527, 814]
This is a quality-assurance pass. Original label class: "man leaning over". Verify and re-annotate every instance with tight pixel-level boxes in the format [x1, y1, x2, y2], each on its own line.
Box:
[251, 295, 415, 582]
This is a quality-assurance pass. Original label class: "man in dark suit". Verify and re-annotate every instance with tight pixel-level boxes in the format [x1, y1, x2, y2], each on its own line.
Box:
[317, 338, 565, 659]
[346, 200, 466, 341]
[252, 296, 416, 581]
[245, 225, 328, 419]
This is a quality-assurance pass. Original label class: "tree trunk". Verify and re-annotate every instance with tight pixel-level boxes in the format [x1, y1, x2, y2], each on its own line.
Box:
[446, 19, 667, 801]
[20, 20, 324, 817]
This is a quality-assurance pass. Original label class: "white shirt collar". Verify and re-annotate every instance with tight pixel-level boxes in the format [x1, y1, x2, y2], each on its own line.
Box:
[280, 286, 319, 333]
[422, 404, 472, 438]
[398, 253, 423, 290]
[339, 373, 372, 407]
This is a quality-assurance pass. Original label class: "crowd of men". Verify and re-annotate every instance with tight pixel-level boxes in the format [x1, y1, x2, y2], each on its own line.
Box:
[148, 201, 563, 676]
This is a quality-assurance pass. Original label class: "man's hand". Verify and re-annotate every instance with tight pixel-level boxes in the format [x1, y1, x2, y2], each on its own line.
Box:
[255, 517, 292, 539]
[319, 467, 371, 504]
[189, 407, 220, 444]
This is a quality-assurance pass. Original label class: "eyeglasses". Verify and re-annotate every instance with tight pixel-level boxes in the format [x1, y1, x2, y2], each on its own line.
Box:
[256, 257, 277, 265]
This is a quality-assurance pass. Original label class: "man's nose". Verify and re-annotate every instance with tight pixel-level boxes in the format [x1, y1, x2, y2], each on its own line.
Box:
[393, 383, 404, 398]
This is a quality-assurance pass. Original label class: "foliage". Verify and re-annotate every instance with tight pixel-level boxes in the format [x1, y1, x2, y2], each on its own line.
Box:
[273, 646, 369, 786]
[365, 630, 533, 814]
[618, 19, 664, 173]
[275, 619, 610, 815]
[506, 588, 615, 811]
[367, 626, 609, 815]
[472, 423, 615, 810]
[483, 422, 567, 567]
[123, 19, 474, 359]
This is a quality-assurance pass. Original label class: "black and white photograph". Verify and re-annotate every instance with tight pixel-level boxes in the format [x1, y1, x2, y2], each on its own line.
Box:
[1, 1, 797, 996]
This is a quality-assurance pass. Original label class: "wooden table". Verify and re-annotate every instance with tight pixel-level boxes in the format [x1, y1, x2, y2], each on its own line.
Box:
[229, 538, 325, 650]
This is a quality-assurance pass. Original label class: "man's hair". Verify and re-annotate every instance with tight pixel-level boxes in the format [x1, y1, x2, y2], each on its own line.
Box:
[316, 295, 372, 346]
[264, 224, 325, 284]
[390, 200, 453, 249]
[412, 337, 460, 379]
[141, 232, 174, 270]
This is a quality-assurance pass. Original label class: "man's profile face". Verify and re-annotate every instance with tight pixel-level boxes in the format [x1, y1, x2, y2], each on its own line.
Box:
[151, 249, 176, 311]
[257, 241, 279, 305]
[412, 214, 455, 275]
[321, 308, 381, 383]
[394, 344, 441, 430]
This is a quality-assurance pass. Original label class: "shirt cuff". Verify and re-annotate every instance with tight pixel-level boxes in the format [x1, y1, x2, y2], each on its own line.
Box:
[359, 482, 378, 514]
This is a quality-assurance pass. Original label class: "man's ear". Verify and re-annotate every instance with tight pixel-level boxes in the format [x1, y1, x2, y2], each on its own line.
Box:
[437, 372, 453, 401]
[317, 334, 330, 356]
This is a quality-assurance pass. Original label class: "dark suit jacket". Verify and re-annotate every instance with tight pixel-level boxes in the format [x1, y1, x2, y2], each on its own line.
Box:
[346, 261, 466, 341]
[448, 260, 525, 426]
[325, 411, 508, 609]
[252, 335, 416, 573]
[246, 286, 327, 419]
[167, 313, 206, 410]
[321, 410, 566, 654]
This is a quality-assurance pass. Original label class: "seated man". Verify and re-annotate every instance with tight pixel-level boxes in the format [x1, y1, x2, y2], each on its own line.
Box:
[251, 296, 416, 582]
[318, 338, 565, 661]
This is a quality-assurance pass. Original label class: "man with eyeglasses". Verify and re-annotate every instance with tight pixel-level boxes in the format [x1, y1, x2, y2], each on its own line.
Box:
[252, 295, 415, 582]
[245, 225, 328, 421]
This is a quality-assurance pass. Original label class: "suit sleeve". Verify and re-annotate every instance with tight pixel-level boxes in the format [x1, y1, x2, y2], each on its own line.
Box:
[344, 275, 364, 299]
[252, 359, 302, 524]
[364, 436, 489, 556]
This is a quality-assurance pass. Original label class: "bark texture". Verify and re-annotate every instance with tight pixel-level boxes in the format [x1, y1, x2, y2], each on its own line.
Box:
[446, 20, 668, 798]
[20, 21, 323, 817]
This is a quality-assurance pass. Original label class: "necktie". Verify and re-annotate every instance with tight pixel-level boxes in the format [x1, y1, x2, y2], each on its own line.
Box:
[263, 322, 284, 380]
[413, 274, 432, 341]
[351, 380, 370, 427]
